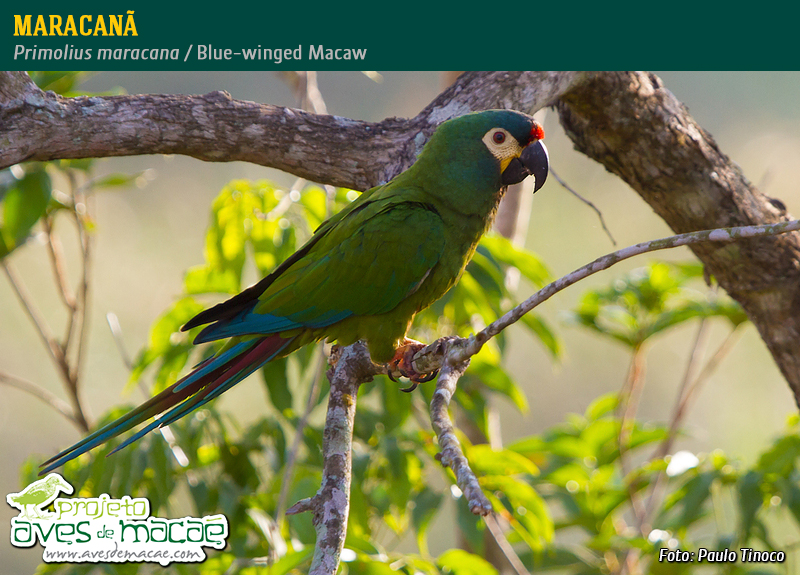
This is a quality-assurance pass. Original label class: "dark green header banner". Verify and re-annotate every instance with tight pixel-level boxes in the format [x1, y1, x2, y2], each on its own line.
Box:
[1, 2, 795, 70]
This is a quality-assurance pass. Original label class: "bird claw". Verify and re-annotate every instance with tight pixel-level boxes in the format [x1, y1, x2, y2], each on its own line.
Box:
[399, 368, 439, 393]
[413, 369, 439, 383]
[388, 339, 438, 391]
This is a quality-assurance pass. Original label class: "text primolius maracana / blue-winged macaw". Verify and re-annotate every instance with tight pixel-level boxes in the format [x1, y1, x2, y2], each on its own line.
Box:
[40, 109, 549, 475]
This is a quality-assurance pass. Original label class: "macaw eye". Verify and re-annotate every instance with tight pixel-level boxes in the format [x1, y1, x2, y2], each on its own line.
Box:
[492, 131, 506, 144]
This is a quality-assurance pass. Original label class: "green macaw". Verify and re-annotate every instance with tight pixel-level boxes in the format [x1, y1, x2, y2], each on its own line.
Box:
[40, 109, 549, 475]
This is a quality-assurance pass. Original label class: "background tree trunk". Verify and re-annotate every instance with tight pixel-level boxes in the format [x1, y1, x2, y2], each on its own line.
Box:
[557, 72, 800, 407]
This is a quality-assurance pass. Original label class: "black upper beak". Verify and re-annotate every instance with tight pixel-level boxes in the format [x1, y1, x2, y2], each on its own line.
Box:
[501, 140, 549, 192]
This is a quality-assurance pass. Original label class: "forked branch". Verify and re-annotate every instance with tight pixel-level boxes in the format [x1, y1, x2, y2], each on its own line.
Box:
[288, 218, 800, 575]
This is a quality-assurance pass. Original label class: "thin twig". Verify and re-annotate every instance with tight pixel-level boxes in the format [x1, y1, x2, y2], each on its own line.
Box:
[673, 320, 710, 414]
[0, 370, 80, 427]
[641, 324, 744, 531]
[303, 71, 327, 115]
[657, 325, 744, 461]
[620, 550, 643, 575]
[106, 312, 134, 371]
[2, 261, 67, 370]
[1, 259, 87, 434]
[672, 327, 744, 444]
[412, 219, 800, 374]
[42, 216, 76, 311]
[617, 346, 648, 532]
[285, 497, 314, 516]
[551, 167, 616, 246]
[46, 175, 92, 432]
[2, 225, 89, 431]
[636, 319, 708, 534]
[68, 180, 92, 389]
[484, 513, 533, 575]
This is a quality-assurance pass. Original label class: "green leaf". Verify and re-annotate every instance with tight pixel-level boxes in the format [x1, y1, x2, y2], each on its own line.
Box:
[58, 158, 96, 172]
[661, 471, 716, 529]
[184, 264, 241, 294]
[149, 297, 204, 354]
[481, 475, 553, 546]
[755, 433, 800, 477]
[569, 261, 748, 347]
[738, 470, 763, 539]
[261, 356, 293, 415]
[347, 486, 375, 540]
[507, 435, 548, 459]
[627, 424, 670, 451]
[578, 418, 619, 463]
[299, 185, 329, 230]
[584, 393, 620, 421]
[344, 534, 385, 557]
[129, 296, 204, 389]
[0, 166, 51, 256]
[466, 249, 507, 301]
[28, 71, 93, 94]
[455, 495, 485, 554]
[520, 546, 599, 572]
[518, 312, 562, 359]
[479, 234, 551, 287]
[467, 444, 539, 476]
[411, 487, 443, 553]
[91, 172, 143, 189]
[347, 556, 397, 575]
[379, 375, 414, 433]
[777, 477, 800, 526]
[464, 347, 528, 412]
[438, 549, 500, 575]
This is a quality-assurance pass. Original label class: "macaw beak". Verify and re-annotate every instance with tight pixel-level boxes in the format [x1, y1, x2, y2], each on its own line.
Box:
[501, 140, 549, 192]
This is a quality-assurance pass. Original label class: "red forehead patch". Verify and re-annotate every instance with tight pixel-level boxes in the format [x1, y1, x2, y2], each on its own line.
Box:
[531, 124, 545, 141]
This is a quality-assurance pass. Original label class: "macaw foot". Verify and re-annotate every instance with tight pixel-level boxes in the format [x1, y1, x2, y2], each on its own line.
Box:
[387, 339, 439, 392]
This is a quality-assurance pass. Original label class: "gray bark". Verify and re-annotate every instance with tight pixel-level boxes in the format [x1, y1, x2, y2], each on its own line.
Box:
[557, 72, 800, 406]
[0, 71, 583, 190]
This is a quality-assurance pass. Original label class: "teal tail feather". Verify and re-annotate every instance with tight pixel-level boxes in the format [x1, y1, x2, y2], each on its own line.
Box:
[39, 334, 294, 475]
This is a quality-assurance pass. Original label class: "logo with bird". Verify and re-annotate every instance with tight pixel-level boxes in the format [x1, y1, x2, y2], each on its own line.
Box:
[6, 474, 73, 519]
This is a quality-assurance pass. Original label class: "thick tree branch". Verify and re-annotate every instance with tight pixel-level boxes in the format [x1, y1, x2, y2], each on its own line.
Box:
[0, 71, 587, 189]
[285, 342, 381, 575]
[0, 70, 40, 101]
[557, 72, 800, 406]
[429, 338, 493, 516]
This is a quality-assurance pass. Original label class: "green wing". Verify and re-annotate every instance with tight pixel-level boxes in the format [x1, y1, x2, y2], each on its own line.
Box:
[190, 194, 445, 341]
[263, 199, 444, 317]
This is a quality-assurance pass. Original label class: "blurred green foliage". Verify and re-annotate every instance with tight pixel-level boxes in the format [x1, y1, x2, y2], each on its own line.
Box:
[7, 72, 800, 574]
[570, 262, 748, 350]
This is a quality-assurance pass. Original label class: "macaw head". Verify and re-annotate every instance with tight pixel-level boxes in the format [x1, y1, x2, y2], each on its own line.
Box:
[413, 109, 549, 213]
